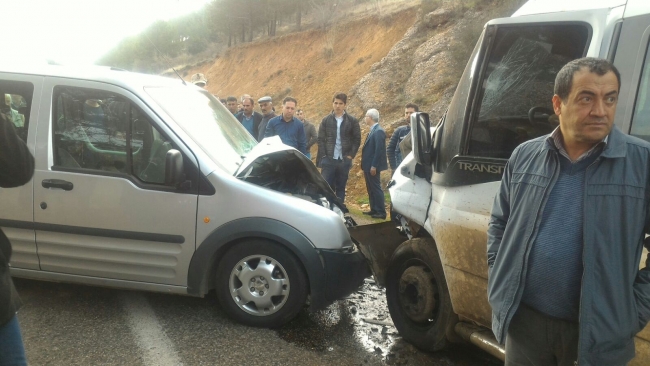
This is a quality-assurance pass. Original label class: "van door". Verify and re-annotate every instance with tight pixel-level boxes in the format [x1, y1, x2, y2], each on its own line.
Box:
[429, 19, 593, 327]
[0, 75, 41, 270]
[33, 78, 199, 287]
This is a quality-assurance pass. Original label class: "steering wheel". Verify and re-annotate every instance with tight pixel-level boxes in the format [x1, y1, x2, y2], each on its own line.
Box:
[528, 106, 555, 124]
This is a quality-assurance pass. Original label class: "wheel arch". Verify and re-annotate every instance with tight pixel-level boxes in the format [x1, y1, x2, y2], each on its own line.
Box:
[187, 217, 327, 308]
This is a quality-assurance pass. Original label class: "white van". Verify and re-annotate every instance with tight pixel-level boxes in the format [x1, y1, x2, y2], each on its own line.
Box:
[0, 65, 369, 327]
[357, 0, 650, 363]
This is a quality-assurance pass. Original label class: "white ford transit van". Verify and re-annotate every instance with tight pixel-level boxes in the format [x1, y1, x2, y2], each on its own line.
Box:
[0, 65, 369, 327]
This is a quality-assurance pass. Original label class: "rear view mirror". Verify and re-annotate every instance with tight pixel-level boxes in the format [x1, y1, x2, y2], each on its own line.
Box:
[410, 112, 432, 167]
[165, 149, 184, 186]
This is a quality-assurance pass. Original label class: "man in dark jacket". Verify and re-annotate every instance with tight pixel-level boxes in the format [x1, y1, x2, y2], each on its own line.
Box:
[297, 109, 318, 159]
[387, 103, 418, 173]
[264, 97, 307, 154]
[316, 92, 361, 204]
[487, 58, 650, 365]
[0, 111, 33, 365]
[235, 97, 263, 141]
[361, 109, 388, 219]
[257, 96, 276, 142]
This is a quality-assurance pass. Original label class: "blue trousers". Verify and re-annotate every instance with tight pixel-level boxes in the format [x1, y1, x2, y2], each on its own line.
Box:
[0, 315, 27, 366]
[364, 170, 385, 216]
[320, 156, 352, 204]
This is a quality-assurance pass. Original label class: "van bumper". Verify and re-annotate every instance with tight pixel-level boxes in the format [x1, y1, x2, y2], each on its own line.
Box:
[310, 247, 370, 310]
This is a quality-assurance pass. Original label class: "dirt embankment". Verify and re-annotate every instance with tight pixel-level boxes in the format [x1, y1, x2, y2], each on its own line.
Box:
[185, 3, 489, 210]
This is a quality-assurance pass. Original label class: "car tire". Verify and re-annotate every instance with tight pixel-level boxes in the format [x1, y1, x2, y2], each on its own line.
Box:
[215, 240, 308, 328]
[386, 238, 457, 352]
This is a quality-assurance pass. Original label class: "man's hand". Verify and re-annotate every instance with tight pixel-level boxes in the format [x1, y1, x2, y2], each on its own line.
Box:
[370, 167, 377, 176]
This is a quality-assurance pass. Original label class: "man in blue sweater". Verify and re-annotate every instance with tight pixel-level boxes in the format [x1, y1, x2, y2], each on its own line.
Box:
[487, 58, 650, 365]
[264, 96, 307, 155]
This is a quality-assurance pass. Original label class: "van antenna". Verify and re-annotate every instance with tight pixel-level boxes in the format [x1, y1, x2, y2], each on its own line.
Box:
[144, 33, 187, 86]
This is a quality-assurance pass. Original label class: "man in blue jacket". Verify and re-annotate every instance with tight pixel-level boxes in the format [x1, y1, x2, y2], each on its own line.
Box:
[487, 57, 650, 365]
[361, 109, 388, 219]
[264, 97, 307, 154]
[387, 103, 417, 173]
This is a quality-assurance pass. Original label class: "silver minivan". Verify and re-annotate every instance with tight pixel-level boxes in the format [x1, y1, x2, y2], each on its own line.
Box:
[0, 65, 369, 327]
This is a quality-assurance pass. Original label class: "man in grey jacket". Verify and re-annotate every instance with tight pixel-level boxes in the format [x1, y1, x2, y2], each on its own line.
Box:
[487, 58, 650, 365]
[297, 109, 317, 159]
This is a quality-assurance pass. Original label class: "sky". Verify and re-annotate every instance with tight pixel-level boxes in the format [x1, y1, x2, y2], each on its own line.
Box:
[2, 0, 212, 66]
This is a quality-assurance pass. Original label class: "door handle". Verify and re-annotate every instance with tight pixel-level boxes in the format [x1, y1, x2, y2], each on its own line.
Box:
[42, 179, 73, 191]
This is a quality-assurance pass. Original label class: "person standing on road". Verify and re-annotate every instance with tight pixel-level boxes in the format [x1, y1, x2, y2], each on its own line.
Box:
[487, 57, 650, 366]
[361, 109, 387, 219]
[0, 111, 34, 366]
[226, 96, 239, 115]
[264, 97, 307, 154]
[297, 109, 318, 159]
[316, 92, 361, 205]
[236, 97, 262, 140]
[387, 103, 418, 174]
[257, 96, 276, 142]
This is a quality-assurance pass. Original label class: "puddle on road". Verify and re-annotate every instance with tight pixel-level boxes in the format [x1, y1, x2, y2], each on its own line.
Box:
[276, 279, 503, 365]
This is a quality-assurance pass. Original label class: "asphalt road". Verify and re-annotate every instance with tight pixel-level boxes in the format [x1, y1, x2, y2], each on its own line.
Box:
[13, 277, 502, 366]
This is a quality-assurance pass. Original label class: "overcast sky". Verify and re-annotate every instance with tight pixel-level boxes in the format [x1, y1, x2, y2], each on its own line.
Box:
[2, 0, 212, 66]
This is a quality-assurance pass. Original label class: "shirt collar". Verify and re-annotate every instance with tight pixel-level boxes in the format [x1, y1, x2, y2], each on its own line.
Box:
[547, 127, 608, 162]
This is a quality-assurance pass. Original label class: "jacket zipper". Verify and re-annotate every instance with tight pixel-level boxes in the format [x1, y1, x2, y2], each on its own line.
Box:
[500, 151, 560, 341]
[575, 156, 602, 366]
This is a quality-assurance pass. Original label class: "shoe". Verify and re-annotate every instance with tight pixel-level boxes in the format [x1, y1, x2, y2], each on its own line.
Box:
[362, 210, 376, 215]
[370, 213, 387, 219]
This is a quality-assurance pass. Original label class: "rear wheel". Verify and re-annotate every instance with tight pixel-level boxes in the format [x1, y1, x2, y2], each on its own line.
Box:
[386, 238, 457, 352]
[216, 240, 308, 328]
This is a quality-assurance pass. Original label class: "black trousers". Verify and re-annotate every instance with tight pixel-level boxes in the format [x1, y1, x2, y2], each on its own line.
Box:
[505, 304, 579, 366]
[363, 170, 385, 215]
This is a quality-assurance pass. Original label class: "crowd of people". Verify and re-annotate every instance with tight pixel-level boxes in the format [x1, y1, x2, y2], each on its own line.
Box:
[190, 73, 419, 219]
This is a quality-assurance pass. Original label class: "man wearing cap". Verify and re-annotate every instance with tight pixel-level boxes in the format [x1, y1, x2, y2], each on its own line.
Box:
[264, 97, 307, 154]
[361, 109, 388, 219]
[236, 97, 263, 141]
[257, 96, 276, 141]
[191, 73, 207, 88]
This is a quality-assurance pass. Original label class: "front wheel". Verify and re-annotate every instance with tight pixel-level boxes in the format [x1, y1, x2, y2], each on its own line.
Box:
[216, 240, 308, 328]
[386, 238, 457, 352]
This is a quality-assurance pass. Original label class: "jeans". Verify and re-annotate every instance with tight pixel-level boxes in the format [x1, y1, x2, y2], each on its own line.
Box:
[505, 304, 578, 366]
[0, 315, 27, 366]
[364, 170, 385, 216]
[320, 156, 352, 204]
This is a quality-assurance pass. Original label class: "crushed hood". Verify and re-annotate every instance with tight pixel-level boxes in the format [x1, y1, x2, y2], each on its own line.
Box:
[235, 136, 347, 213]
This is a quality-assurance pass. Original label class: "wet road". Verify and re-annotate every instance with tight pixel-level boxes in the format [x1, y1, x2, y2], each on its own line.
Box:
[14, 278, 503, 365]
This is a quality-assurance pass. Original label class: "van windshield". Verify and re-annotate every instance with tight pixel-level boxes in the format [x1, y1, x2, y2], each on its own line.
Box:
[145, 86, 256, 175]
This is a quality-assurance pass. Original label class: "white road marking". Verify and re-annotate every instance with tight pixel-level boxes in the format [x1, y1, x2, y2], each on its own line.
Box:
[121, 293, 182, 366]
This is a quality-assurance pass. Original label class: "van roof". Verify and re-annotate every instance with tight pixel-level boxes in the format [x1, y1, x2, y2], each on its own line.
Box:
[513, 0, 626, 17]
[0, 63, 185, 89]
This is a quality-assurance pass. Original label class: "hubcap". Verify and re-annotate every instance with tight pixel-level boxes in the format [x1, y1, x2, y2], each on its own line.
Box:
[229, 254, 290, 316]
[398, 265, 437, 323]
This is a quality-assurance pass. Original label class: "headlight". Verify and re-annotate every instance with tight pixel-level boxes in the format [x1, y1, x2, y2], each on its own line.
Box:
[332, 204, 345, 222]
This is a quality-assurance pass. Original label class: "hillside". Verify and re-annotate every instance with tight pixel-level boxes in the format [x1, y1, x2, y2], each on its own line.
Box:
[183, 0, 525, 212]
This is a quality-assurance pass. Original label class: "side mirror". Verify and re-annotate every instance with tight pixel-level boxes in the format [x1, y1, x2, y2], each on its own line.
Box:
[165, 149, 184, 186]
[410, 112, 432, 167]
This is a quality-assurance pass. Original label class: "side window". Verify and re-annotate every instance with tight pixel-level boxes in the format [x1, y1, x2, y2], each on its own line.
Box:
[0, 80, 34, 143]
[53, 86, 173, 185]
[630, 41, 650, 142]
[467, 24, 589, 159]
